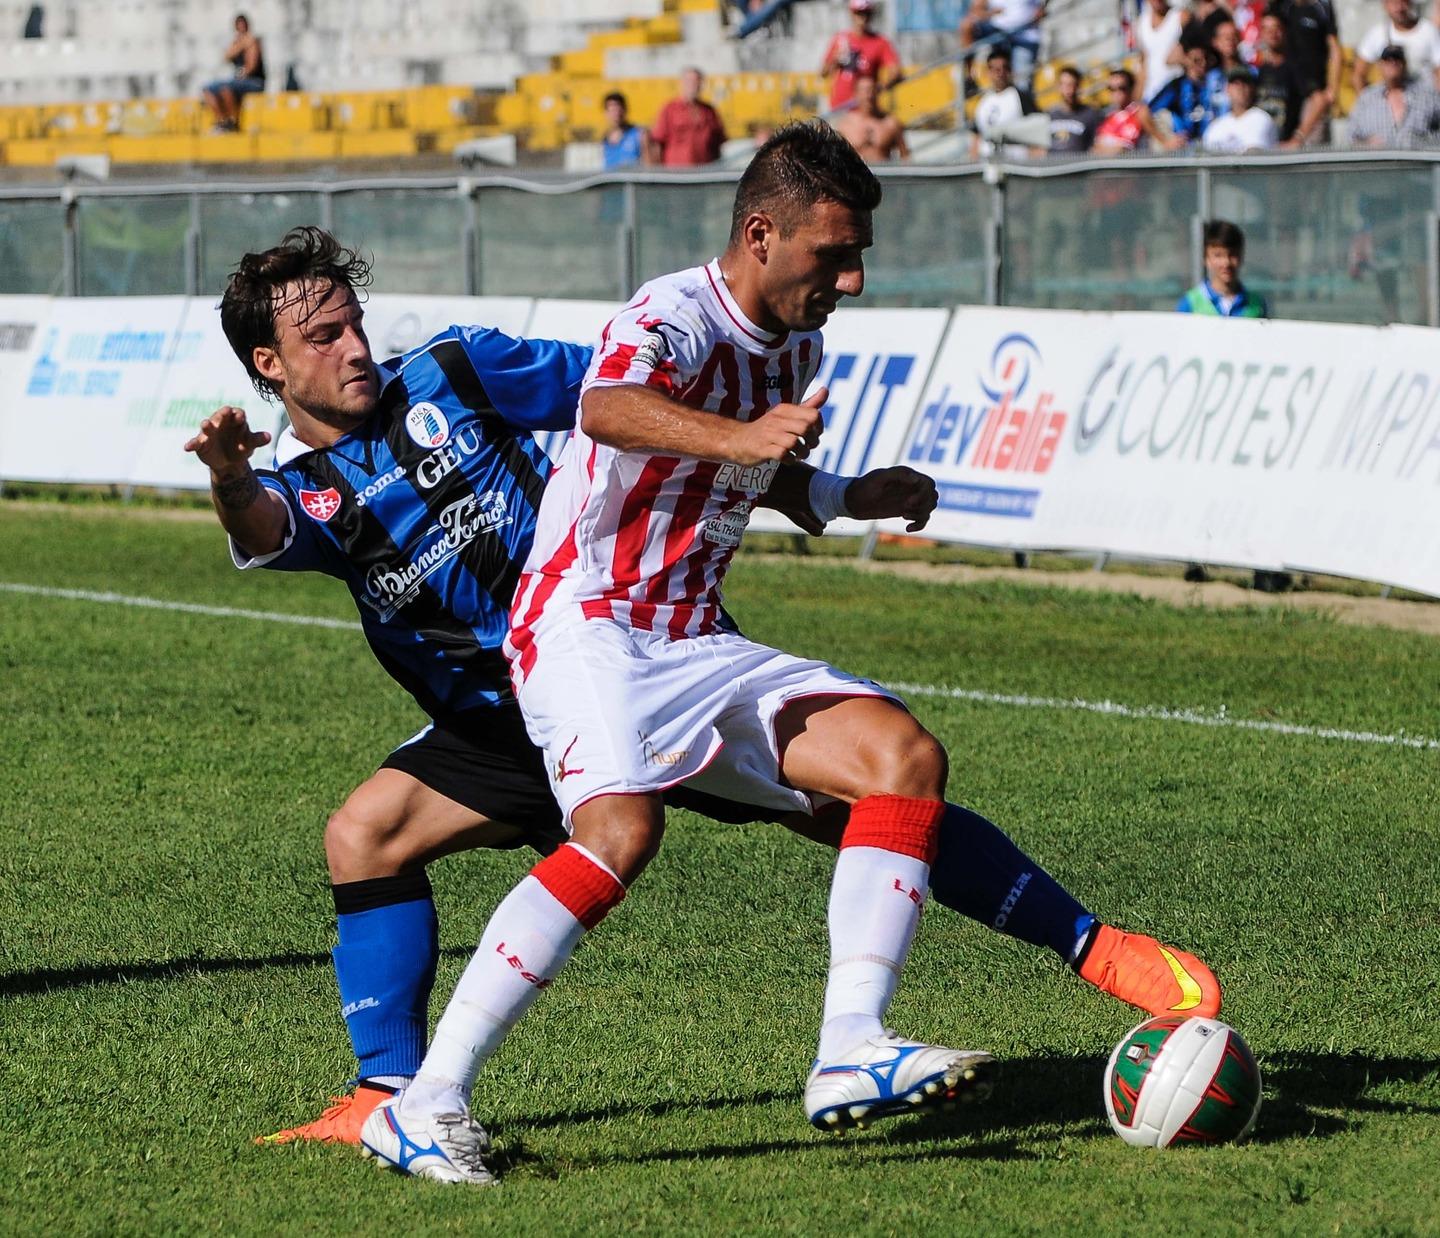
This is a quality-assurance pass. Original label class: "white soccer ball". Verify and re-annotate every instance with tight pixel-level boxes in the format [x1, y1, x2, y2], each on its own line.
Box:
[1104, 1015, 1262, 1148]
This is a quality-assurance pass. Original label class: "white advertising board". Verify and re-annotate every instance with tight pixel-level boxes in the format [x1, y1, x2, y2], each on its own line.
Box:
[904, 307, 1440, 597]
[0, 295, 53, 482]
[3, 297, 188, 485]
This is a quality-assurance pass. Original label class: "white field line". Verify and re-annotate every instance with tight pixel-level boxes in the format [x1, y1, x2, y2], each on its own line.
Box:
[4, 580, 1437, 752]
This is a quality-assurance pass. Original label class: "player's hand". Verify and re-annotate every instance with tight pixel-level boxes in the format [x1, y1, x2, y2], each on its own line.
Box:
[845, 465, 938, 532]
[727, 387, 827, 466]
[184, 406, 271, 471]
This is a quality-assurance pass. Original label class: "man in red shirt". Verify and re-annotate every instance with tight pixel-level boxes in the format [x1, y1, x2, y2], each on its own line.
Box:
[821, 0, 902, 110]
[649, 66, 728, 166]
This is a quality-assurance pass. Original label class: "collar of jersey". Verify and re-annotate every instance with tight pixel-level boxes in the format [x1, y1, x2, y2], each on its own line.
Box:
[704, 259, 790, 349]
[268, 361, 402, 468]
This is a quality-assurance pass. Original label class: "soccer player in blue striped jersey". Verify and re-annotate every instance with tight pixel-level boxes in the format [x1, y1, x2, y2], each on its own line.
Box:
[187, 227, 1219, 1152]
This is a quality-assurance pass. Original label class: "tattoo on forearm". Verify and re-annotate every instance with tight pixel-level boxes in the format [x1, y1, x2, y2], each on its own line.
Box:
[214, 470, 260, 511]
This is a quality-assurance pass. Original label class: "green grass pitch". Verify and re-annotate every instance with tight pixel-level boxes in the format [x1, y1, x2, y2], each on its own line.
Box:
[1, 504, 1437, 1235]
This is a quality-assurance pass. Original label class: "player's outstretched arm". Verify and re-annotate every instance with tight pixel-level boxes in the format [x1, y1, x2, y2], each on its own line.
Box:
[183, 406, 289, 556]
[846, 465, 938, 532]
[581, 384, 829, 467]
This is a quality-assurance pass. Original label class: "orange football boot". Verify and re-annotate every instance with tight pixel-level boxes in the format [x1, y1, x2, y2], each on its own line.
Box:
[1076, 924, 1222, 1019]
[256, 1083, 393, 1146]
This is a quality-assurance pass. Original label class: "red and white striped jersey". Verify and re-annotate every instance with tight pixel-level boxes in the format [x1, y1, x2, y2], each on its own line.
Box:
[508, 260, 823, 680]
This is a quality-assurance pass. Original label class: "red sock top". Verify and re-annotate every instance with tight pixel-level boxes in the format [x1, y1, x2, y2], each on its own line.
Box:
[532, 843, 626, 930]
[841, 794, 944, 865]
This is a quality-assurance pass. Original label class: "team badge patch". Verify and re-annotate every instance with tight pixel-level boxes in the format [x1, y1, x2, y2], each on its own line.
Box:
[405, 401, 450, 449]
[299, 487, 342, 521]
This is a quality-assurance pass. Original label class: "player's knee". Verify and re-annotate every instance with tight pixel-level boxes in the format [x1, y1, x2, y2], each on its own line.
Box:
[571, 799, 666, 884]
[324, 801, 411, 876]
[862, 726, 948, 800]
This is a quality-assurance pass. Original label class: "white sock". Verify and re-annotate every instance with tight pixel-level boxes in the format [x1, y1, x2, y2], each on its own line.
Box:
[817, 845, 931, 1063]
[400, 874, 587, 1118]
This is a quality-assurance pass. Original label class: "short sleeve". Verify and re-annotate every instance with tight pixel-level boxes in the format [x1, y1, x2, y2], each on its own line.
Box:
[878, 36, 901, 68]
[229, 472, 337, 573]
[450, 324, 590, 432]
[1357, 24, 1385, 60]
[650, 101, 672, 145]
[581, 289, 709, 397]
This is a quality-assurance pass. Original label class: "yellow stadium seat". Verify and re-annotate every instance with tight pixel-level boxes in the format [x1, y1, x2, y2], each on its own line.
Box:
[254, 132, 341, 160]
[408, 85, 479, 131]
[243, 93, 329, 135]
[196, 131, 258, 162]
[338, 129, 418, 158]
[3, 138, 60, 166]
[107, 134, 199, 163]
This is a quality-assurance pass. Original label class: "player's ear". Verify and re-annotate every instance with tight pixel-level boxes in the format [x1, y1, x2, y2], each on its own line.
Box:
[253, 345, 284, 390]
[744, 210, 776, 263]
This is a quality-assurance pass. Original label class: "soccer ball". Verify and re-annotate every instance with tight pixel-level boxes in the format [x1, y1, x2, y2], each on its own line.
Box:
[1104, 1015, 1261, 1147]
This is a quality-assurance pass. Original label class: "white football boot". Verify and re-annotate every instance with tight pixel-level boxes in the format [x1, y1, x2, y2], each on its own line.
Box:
[359, 1097, 497, 1185]
[805, 1031, 997, 1131]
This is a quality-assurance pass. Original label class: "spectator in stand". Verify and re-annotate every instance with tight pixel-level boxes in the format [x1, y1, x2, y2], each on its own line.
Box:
[1151, 43, 1226, 141]
[1136, 0, 1190, 104]
[1269, 0, 1341, 142]
[601, 92, 646, 169]
[1354, 0, 1440, 92]
[1211, 19, 1248, 78]
[1094, 67, 1185, 151]
[649, 67, 727, 167]
[836, 74, 910, 161]
[972, 46, 1037, 157]
[1251, 12, 1304, 141]
[1202, 66, 1280, 148]
[1349, 42, 1440, 144]
[822, 0, 901, 111]
[1181, 0, 1236, 52]
[961, 0, 1046, 88]
[1047, 65, 1101, 152]
[202, 13, 266, 133]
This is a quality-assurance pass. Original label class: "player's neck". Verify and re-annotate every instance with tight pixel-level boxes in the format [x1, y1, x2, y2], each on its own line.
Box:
[285, 400, 365, 451]
[715, 253, 786, 336]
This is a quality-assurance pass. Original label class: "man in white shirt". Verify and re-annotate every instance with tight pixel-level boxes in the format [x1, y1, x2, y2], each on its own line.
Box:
[1354, 0, 1440, 91]
[1202, 67, 1280, 149]
[971, 45, 1037, 157]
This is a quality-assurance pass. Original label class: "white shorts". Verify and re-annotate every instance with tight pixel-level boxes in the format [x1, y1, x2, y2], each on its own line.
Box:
[514, 618, 900, 828]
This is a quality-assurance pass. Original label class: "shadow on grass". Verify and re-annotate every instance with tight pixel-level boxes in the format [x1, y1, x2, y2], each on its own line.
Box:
[0, 944, 476, 998]
[502, 1050, 1440, 1165]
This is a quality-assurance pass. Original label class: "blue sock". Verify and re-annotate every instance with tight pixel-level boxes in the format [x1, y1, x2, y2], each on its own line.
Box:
[331, 872, 438, 1086]
[928, 803, 1096, 962]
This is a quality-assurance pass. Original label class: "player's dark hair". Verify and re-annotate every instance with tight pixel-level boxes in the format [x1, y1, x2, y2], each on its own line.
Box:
[1109, 66, 1136, 90]
[1058, 64, 1081, 81]
[603, 90, 627, 109]
[1203, 219, 1246, 256]
[987, 46, 1012, 66]
[728, 120, 881, 244]
[234, 12, 249, 29]
[220, 225, 372, 400]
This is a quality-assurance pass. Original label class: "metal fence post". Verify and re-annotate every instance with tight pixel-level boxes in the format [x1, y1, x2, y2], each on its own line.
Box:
[460, 180, 479, 296]
[1193, 166, 1211, 287]
[619, 180, 638, 299]
[1427, 211, 1440, 329]
[61, 189, 79, 296]
[184, 192, 201, 295]
[984, 164, 1004, 306]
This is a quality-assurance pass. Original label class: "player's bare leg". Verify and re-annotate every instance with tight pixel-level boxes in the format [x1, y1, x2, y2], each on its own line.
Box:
[261, 771, 526, 1147]
[364, 795, 658, 1182]
[775, 695, 997, 1129]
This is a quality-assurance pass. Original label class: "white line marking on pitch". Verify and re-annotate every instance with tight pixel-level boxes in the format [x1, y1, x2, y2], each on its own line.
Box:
[4, 580, 1437, 752]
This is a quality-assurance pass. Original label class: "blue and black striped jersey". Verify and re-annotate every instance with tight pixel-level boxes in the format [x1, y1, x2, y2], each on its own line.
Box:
[232, 325, 591, 716]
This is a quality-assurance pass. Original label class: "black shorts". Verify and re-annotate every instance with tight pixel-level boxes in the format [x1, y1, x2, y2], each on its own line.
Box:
[379, 705, 786, 857]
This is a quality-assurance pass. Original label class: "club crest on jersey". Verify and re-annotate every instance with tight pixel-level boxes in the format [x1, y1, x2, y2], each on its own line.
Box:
[299, 487, 342, 521]
[405, 401, 450, 449]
